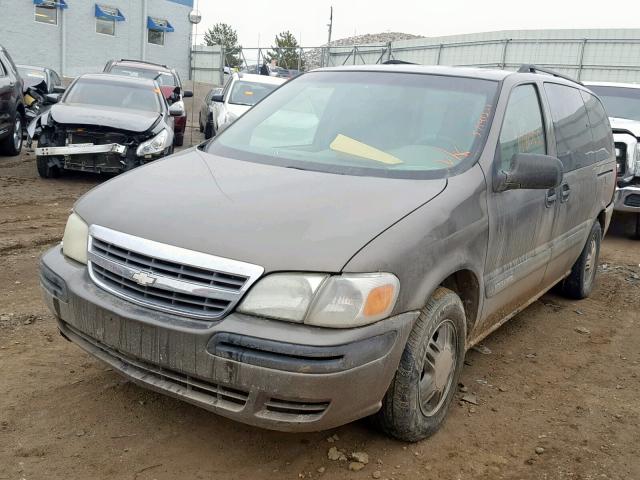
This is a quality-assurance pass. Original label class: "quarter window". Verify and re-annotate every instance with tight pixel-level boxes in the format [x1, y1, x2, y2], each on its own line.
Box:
[544, 83, 592, 171]
[580, 91, 613, 165]
[35, 3, 58, 25]
[498, 84, 546, 171]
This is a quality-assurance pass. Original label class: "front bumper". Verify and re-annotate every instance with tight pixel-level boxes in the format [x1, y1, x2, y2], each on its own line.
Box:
[35, 143, 127, 156]
[40, 246, 417, 432]
[614, 184, 640, 212]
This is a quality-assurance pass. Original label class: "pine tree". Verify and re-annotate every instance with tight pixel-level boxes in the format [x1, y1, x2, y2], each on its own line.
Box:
[203, 23, 242, 68]
[266, 31, 305, 70]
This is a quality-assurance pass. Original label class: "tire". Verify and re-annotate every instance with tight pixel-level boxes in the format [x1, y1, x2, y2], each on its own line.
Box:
[35, 132, 61, 178]
[374, 287, 466, 442]
[204, 121, 214, 139]
[199, 117, 204, 133]
[174, 134, 184, 147]
[560, 221, 602, 299]
[0, 111, 23, 156]
[633, 214, 640, 240]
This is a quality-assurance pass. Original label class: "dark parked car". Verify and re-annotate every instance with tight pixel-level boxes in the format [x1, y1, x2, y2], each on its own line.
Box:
[30, 73, 177, 177]
[16, 64, 63, 94]
[0, 45, 24, 156]
[103, 59, 192, 146]
[41, 65, 615, 441]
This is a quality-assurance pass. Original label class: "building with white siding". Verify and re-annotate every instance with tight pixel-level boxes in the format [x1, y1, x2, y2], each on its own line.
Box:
[0, 0, 194, 79]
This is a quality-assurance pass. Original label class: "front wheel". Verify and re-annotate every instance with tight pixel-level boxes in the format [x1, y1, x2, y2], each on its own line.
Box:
[204, 121, 215, 139]
[560, 221, 602, 299]
[374, 287, 466, 442]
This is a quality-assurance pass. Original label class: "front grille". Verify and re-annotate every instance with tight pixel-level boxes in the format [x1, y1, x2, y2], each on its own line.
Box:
[67, 129, 129, 146]
[264, 397, 330, 417]
[87, 225, 263, 321]
[615, 142, 627, 177]
[625, 194, 640, 208]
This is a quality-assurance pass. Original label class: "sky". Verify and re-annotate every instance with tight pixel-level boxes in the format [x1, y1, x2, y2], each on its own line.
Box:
[193, 0, 640, 48]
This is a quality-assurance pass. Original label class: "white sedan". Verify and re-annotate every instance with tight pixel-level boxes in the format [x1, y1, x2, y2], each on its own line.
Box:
[204, 73, 285, 139]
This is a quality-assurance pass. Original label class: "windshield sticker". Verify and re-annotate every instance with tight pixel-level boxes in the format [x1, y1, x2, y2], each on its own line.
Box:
[473, 104, 493, 137]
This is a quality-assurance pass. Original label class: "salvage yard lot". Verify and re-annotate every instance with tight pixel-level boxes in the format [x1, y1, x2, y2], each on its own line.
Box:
[1, 134, 639, 480]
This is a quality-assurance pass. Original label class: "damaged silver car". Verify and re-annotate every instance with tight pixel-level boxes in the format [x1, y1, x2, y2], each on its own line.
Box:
[30, 73, 176, 177]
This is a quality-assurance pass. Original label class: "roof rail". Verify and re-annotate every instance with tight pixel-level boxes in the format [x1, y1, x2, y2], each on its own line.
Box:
[517, 64, 582, 85]
[118, 59, 169, 69]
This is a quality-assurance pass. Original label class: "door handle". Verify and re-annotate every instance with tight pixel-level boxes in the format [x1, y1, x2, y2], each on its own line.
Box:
[545, 188, 557, 208]
[561, 183, 571, 203]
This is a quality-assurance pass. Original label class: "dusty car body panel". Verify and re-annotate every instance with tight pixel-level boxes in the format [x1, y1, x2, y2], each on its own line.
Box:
[74, 149, 447, 273]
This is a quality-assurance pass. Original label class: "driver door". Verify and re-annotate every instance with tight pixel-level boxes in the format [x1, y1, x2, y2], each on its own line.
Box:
[481, 83, 557, 329]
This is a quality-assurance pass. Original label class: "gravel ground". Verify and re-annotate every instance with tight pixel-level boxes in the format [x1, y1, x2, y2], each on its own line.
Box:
[0, 124, 639, 479]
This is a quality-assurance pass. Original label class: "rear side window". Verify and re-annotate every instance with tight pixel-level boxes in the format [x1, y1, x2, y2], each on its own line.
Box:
[580, 91, 613, 164]
[498, 84, 546, 171]
[0, 58, 6, 77]
[544, 83, 592, 171]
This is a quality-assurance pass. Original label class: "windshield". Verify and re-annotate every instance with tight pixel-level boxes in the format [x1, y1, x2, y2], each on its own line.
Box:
[588, 85, 640, 122]
[206, 71, 498, 178]
[18, 68, 45, 81]
[229, 81, 280, 106]
[109, 66, 177, 87]
[65, 79, 161, 112]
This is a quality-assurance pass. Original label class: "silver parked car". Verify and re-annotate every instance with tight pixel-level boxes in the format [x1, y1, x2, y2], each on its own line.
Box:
[41, 64, 615, 441]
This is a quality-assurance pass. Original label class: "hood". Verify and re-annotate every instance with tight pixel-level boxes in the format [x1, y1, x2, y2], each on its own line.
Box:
[50, 103, 160, 132]
[226, 103, 251, 118]
[75, 150, 446, 273]
[609, 117, 640, 137]
[23, 78, 47, 94]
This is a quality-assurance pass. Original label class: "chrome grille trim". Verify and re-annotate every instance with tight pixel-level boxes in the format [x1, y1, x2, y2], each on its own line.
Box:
[87, 225, 264, 320]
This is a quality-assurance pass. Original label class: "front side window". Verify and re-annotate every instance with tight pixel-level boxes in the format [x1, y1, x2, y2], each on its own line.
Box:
[544, 83, 592, 172]
[35, 3, 58, 25]
[207, 71, 499, 179]
[229, 81, 280, 106]
[498, 84, 546, 172]
[65, 79, 161, 113]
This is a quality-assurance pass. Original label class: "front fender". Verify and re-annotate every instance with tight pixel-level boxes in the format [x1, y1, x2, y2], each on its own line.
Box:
[27, 108, 52, 139]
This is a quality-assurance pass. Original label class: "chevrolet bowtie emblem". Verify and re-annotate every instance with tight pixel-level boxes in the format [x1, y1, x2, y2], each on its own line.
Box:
[131, 271, 157, 287]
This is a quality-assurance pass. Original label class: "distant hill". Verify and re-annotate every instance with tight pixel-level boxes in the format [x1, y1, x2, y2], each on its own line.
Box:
[304, 32, 423, 70]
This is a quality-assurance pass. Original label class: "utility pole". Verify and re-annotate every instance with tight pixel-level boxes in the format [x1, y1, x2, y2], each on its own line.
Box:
[327, 6, 333, 46]
[326, 6, 333, 68]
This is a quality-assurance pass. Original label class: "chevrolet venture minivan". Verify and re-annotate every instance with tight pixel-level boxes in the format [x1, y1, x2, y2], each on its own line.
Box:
[40, 64, 615, 441]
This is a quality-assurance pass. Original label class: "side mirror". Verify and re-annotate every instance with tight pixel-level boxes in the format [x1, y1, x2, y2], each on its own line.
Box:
[43, 93, 61, 105]
[495, 153, 563, 192]
[52, 85, 66, 94]
[212, 93, 224, 103]
[169, 102, 185, 116]
[182, 90, 193, 98]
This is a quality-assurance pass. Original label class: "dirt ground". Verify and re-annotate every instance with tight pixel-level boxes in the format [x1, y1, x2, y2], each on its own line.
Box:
[1, 129, 639, 480]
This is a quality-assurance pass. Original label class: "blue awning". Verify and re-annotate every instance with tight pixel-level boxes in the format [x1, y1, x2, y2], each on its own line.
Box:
[33, 0, 68, 8]
[147, 16, 174, 33]
[95, 4, 125, 21]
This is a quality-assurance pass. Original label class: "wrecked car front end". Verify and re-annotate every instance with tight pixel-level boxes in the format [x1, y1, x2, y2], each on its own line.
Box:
[31, 73, 174, 177]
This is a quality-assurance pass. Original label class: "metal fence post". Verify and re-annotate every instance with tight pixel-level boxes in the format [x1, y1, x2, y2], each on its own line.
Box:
[577, 39, 588, 80]
[219, 45, 225, 85]
[436, 44, 443, 65]
[387, 41, 392, 62]
[501, 39, 510, 69]
[353, 46, 357, 65]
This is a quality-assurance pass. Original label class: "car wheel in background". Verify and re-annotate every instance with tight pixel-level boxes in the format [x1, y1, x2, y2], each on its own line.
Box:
[633, 214, 640, 240]
[199, 118, 204, 133]
[204, 121, 215, 139]
[36, 132, 61, 178]
[560, 221, 602, 299]
[0, 112, 23, 156]
[174, 134, 184, 147]
[374, 287, 466, 442]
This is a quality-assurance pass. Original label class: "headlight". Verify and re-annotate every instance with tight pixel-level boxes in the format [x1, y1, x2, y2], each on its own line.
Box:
[237, 272, 399, 328]
[136, 129, 169, 157]
[62, 212, 89, 264]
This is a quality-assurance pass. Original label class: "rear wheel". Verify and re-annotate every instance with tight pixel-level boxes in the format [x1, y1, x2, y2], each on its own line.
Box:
[374, 287, 466, 442]
[633, 214, 640, 240]
[560, 221, 602, 299]
[0, 112, 23, 156]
